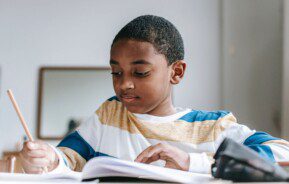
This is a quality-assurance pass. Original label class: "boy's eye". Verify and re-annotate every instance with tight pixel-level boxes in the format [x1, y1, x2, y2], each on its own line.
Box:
[134, 71, 150, 77]
[111, 71, 122, 76]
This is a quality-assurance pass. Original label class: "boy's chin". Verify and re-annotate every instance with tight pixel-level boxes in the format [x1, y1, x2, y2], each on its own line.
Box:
[125, 105, 147, 114]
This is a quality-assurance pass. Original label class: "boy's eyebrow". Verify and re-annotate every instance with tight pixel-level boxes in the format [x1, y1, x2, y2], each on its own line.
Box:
[131, 60, 152, 65]
[110, 59, 152, 65]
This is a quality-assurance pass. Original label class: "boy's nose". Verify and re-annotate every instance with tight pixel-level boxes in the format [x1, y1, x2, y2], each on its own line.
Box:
[120, 78, 134, 90]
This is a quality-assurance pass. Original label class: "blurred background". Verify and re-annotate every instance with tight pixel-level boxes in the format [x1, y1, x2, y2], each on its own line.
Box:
[0, 0, 289, 157]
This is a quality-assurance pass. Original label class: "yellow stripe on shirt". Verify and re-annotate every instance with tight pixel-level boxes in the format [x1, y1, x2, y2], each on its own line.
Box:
[96, 99, 237, 144]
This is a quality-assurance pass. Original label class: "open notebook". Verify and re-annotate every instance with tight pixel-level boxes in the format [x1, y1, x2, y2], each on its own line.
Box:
[0, 156, 212, 183]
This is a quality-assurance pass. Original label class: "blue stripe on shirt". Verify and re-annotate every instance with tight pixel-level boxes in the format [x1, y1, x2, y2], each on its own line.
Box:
[246, 145, 275, 161]
[178, 110, 230, 122]
[243, 132, 279, 162]
[57, 131, 110, 161]
[108, 96, 119, 101]
[243, 132, 279, 145]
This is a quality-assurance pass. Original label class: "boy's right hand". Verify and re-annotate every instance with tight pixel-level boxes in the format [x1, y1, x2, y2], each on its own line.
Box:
[19, 141, 59, 174]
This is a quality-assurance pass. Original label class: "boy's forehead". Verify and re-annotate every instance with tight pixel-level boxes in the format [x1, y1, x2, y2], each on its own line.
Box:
[111, 40, 157, 58]
[110, 39, 166, 66]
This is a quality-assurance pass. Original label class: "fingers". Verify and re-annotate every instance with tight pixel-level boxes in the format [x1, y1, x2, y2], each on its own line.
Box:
[143, 153, 161, 164]
[135, 143, 166, 163]
[134, 143, 190, 171]
[22, 149, 47, 158]
[24, 141, 48, 151]
[20, 153, 50, 174]
[22, 166, 46, 174]
[27, 150, 47, 158]
[21, 142, 48, 158]
[20, 141, 57, 173]
[21, 155, 50, 167]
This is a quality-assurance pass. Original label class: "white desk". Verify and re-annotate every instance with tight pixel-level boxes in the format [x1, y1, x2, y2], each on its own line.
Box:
[0, 180, 289, 184]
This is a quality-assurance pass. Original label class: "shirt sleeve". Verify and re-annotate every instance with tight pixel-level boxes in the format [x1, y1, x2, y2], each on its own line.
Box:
[188, 113, 238, 174]
[54, 114, 101, 171]
[188, 152, 213, 174]
[217, 114, 289, 163]
[47, 145, 72, 173]
[243, 132, 289, 162]
[189, 113, 289, 174]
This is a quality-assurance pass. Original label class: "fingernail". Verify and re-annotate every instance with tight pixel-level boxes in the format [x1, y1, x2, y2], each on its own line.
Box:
[28, 142, 35, 149]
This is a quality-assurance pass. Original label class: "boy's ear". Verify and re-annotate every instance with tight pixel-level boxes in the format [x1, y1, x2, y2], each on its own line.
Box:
[170, 60, 186, 84]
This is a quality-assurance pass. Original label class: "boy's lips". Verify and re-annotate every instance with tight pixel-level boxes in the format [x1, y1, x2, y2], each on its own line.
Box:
[120, 95, 139, 103]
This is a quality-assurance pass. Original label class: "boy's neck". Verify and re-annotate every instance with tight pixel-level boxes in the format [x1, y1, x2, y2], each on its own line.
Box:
[146, 96, 176, 117]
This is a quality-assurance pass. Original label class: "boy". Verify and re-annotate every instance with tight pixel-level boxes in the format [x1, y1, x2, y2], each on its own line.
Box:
[20, 15, 289, 174]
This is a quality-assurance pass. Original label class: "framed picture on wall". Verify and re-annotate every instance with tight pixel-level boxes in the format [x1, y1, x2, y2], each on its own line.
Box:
[37, 67, 114, 140]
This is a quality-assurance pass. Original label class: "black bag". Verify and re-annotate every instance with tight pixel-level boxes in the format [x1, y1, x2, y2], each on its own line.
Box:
[211, 138, 289, 182]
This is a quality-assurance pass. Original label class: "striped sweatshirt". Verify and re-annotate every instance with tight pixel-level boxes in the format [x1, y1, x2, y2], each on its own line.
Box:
[54, 97, 289, 174]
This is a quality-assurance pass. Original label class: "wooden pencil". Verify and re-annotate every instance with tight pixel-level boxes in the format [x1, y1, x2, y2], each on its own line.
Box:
[7, 89, 48, 173]
[7, 89, 34, 141]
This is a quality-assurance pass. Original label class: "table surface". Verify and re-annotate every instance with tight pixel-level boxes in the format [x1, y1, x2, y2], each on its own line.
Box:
[0, 179, 289, 184]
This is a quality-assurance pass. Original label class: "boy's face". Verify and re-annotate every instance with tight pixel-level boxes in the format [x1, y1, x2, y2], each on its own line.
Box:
[110, 39, 173, 115]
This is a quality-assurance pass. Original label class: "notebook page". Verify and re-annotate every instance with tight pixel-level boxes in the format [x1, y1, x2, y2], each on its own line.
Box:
[82, 156, 212, 183]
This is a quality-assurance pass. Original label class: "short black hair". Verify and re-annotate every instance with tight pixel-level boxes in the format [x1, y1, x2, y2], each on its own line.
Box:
[111, 15, 184, 65]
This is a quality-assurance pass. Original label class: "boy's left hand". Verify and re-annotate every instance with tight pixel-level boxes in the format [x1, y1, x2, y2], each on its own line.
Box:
[134, 143, 190, 171]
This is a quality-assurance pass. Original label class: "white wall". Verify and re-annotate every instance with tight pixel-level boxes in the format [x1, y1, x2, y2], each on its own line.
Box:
[282, 0, 289, 140]
[222, 0, 283, 137]
[0, 0, 222, 154]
